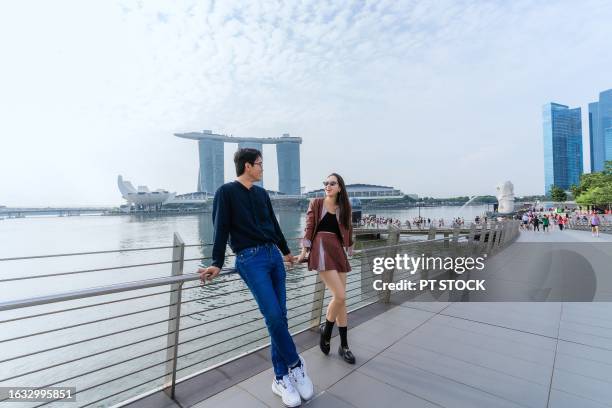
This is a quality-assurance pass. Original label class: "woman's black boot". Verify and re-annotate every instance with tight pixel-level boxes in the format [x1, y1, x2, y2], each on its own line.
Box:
[338, 345, 356, 364]
[338, 326, 355, 364]
[320, 319, 334, 355]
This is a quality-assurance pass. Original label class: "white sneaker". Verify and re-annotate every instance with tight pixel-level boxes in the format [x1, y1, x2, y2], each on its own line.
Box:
[272, 375, 301, 407]
[289, 356, 314, 400]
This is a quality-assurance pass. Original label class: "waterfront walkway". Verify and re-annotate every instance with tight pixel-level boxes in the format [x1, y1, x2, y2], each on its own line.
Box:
[516, 228, 612, 243]
[132, 228, 612, 408]
[189, 302, 612, 408]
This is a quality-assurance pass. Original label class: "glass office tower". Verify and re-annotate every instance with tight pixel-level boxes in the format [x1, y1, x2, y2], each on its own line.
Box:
[542, 103, 583, 196]
[588, 89, 612, 172]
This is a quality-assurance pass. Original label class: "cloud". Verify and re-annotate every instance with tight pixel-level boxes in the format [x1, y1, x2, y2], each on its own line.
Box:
[1, 0, 612, 205]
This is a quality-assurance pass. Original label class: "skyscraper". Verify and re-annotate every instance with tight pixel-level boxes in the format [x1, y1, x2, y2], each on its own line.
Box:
[175, 130, 302, 195]
[276, 134, 301, 195]
[542, 103, 583, 196]
[588, 89, 612, 172]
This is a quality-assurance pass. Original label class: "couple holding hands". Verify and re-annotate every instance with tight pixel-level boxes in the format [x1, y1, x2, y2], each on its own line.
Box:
[198, 148, 355, 407]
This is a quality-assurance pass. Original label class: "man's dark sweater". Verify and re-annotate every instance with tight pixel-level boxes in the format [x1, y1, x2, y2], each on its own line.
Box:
[211, 180, 291, 268]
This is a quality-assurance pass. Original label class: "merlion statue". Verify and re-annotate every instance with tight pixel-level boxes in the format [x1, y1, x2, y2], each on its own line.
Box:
[495, 181, 515, 214]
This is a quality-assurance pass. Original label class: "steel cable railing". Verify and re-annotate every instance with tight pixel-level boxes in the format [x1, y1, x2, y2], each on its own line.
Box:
[0, 236, 308, 283]
[0, 259, 367, 371]
[0, 260, 340, 346]
[0, 259, 371, 370]
[0, 220, 520, 407]
[34, 285, 385, 408]
[0, 254, 225, 283]
[81, 266, 403, 408]
[31, 265, 444, 408]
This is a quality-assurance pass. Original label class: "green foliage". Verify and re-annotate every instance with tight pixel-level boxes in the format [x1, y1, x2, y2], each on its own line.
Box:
[549, 185, 567, 202]
[574, 161, 612, 206]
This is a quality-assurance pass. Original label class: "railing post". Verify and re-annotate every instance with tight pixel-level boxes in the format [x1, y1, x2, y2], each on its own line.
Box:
[310, 273, 325, 329]
[428, 225, 437, 241]
[164, 233, 184, 400]
[468, 223, 476, 244]
[515, 220, 520, 240]
[380, 226, 400, 303]
[486, 222, 496, 254]
[466, 223, 476, 256]
[452, 224, 460, 245]
[496, 222, 505, 247]
[475, 223, 485, 255]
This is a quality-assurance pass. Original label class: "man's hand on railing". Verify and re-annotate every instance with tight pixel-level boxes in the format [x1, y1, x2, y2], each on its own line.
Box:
[198, 266, 220, 283]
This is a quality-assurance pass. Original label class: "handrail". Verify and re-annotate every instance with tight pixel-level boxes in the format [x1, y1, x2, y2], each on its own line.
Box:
[0, 237, 306, 263]
[0, 221, 520, 407]
[0, 235, 461, 312]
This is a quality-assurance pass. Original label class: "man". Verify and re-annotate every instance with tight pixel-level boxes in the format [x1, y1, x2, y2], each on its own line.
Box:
[532, 215, 540, 232]
[198, 148, 313, 407]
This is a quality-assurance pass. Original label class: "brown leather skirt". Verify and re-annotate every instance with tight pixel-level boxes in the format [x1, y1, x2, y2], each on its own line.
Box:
[308, 231, 351, 273]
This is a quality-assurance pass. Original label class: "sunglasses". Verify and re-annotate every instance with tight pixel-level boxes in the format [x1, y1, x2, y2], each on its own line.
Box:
[323, 181, 338, 187]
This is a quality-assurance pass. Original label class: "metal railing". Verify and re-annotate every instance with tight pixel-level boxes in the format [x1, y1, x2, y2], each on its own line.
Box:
[0, 220, 519, 407]
[567, 219, 612, 234]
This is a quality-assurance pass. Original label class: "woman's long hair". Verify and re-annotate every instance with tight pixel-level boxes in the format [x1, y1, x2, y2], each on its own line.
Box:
[329, 173, 352, 229]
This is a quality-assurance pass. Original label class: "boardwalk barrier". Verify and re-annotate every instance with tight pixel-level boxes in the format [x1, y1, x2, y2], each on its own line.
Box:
[0, 221, 519, 407]
[568, 219, 612, 234]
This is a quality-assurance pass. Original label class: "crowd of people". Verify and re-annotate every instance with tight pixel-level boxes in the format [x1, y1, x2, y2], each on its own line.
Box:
[519, 207, 608, 237]
[359, 207, 609, 238]
[359, 215, 487, 229]
[520, 212, 566, 232]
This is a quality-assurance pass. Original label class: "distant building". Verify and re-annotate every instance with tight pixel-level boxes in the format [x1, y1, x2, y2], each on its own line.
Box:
[306, 184, 404, 199]
[117, 175, 175, 210]
[175, 130, 302, 195]
[170, 191, 209, 204]
[588, 89, 612, 172]
[542, 103, 583, 195]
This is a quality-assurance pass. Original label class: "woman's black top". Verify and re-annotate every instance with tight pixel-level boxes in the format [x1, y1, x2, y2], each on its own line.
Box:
[316, 212, 343, 243]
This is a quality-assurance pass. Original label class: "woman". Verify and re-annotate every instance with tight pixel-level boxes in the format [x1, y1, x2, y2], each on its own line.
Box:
[590, 213, 600, 237]
[296, 173, 356, 364]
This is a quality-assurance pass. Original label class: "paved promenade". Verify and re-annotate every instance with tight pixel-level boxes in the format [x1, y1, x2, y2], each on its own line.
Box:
[516, 227, 612, 243]
[140, 229, 612, 408]
[193, 300, 612, 408]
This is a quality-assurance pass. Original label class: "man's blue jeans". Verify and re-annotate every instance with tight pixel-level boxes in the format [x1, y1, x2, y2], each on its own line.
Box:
[235, 243, 300, 377]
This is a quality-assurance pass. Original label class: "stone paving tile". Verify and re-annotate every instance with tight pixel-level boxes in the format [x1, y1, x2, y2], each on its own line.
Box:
[327, 370, 440, 408]
[191, 386, 268, 408]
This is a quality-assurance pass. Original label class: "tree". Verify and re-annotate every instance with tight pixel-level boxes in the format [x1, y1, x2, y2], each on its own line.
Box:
[576, 185, 612, 207]
[549, 185, 567, 202]
[569, 184, 580, 200]
[573, 160, 612, 208]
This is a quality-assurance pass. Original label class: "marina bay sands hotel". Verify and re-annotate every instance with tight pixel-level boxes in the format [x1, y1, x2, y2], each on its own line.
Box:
[175, 130, 302, 195]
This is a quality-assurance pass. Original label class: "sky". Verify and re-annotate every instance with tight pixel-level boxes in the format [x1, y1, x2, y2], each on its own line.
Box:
[1, 0, 612, 207]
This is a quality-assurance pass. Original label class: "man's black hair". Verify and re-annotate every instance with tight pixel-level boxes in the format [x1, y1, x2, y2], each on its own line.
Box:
[234, 148, 262, 176]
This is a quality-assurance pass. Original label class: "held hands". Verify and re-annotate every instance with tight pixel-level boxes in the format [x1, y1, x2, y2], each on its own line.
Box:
[198, 266, 220, 283]
[293, 249, 309, 264]
[283, 254, 295, 268]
